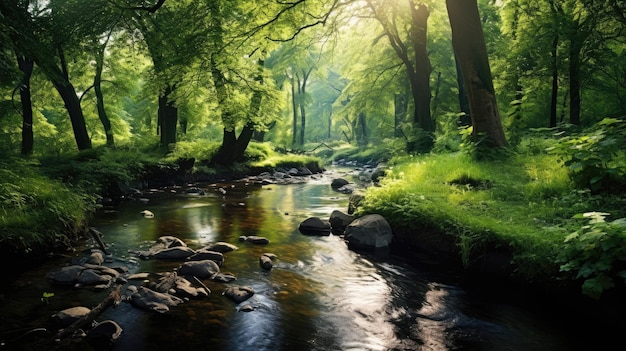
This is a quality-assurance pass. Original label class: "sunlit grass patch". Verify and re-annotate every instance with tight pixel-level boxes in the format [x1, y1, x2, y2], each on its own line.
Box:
[357, 151, 574, 279]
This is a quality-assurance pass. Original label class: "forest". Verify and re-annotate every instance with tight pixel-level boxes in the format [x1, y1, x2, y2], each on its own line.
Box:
[1, 0, 625, 302]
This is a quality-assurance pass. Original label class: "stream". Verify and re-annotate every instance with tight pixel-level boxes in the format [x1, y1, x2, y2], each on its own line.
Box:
[0, 168, 621, 350]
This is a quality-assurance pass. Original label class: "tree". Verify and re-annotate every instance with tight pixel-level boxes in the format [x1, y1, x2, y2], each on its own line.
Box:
[446, 0, 507, 147]
[132, 1, 205, 147]
[366, 0, 435, 134]
[16, 54, 34, 155]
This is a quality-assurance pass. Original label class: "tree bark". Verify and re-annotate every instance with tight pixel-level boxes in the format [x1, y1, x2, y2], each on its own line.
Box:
[291, 75, 298, 147]
[454, 54, 472, 126]
[446, 0, 507, 147]
[158, 85, 178, 146]
[94, 47, 114, 146]
[51, 80, 92, 150]
[409, 1, 434, 132]
[568, 39, 582, 125]
[550, 33, 559, 128]
[356, 111, 368, 146]
[394, 92, 408, 137]
[16, 54, 34, 155]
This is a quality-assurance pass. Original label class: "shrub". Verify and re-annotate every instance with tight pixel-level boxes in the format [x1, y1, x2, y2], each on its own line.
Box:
[549, 118, 626, 194]
[559, 212, 626, 299]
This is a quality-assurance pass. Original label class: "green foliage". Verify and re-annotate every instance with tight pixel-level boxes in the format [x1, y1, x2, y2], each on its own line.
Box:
[243, 142, 273, 162]
[166, 140, 221, 163]
[0, 155, 92, 255]
[331, 139, 406, 164]
[559, 212, 626, 299]
[549, 118, 626, 194]
[459, 126, 510, 161]
[252, 153, 322, 170]
[41, 292, 54, 304]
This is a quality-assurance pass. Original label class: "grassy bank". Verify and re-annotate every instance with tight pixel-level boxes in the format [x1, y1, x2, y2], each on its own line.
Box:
[354, 150, 625, 299]
[0, 157, 94, 258]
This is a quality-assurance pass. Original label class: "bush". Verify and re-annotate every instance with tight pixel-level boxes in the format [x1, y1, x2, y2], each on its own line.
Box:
[549, 118, 626, 194]
[559, 212, 626, 299]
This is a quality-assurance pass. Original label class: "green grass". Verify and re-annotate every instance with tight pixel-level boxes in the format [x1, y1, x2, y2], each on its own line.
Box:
[356, 152, 580, 280]
[0, 156, 93, 256]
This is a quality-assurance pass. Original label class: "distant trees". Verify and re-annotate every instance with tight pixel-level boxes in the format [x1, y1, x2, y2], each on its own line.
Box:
[1, 0, 624, 159]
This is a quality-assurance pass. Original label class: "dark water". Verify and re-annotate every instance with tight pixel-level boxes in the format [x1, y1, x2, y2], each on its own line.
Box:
[0, 170, 621, 350]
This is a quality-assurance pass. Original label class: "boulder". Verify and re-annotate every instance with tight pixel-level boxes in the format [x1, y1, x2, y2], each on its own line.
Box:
[223, 286, 255, 303]
[153, 272, 210, 298]
[130, 286, 184, 313]
[259, 255, 273, 270]
[52, 306, 91, 326]
[86, 251, 105, 265]
[152, 246, 196, 260]
[85, 320, 122, 343]
[139, 236, 187, 258]
[331, 178, 350, 189]
[77, 269, 112, 286]
[298, 217, 331, 236]
[47, 265, 84, 285]
[203, 241, 238, 253]
[344, 214, 393, 253]
[187, 249, 224, 266]
[212, 272, 237, 283]
[348, 191, 365, 214]
[177, 259, 220, 279]
[329, 210, 356, 233]
[239, 236, 270, 244]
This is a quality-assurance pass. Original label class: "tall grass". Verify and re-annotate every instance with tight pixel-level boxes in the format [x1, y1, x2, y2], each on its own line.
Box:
[0, 157, 93, 255]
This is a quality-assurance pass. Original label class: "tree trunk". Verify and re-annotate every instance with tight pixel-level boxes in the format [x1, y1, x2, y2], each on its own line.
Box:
[454, 54, 472, 126]
[210, 58, 265, 166]
[51, 81, 92, 150]
[550, 33, 559, 128]
[94, 50, 114, 146]
[291, 76, 298, 147]
[158, 85, 178, 146]
[297, 68, 312, 146]
[568, 39, 582, 125]
[409, 1, 434, 132]
[446, 0, 507, 147]
[394, 92, 408, 137]
[16, 55, 34, 155]
[356, 111, 368, 146]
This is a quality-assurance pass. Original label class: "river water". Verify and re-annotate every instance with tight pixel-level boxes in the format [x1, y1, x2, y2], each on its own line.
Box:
[0, 169, 621, 350]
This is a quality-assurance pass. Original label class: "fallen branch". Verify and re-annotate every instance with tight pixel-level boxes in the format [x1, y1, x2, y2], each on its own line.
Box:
[308, 142, 334, 152]
[89, 227, 109, 255]
[53, 284, 122, 342]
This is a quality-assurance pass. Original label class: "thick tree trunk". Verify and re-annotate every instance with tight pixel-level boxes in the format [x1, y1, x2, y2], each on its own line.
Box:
[158, 85, 178, 146]
[51, 81, 92, 150]
[16, 55, 33, 155]
[410, 1, 434, 132]
[454, 54, 472, 126]
[446, 0, 507, 147]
